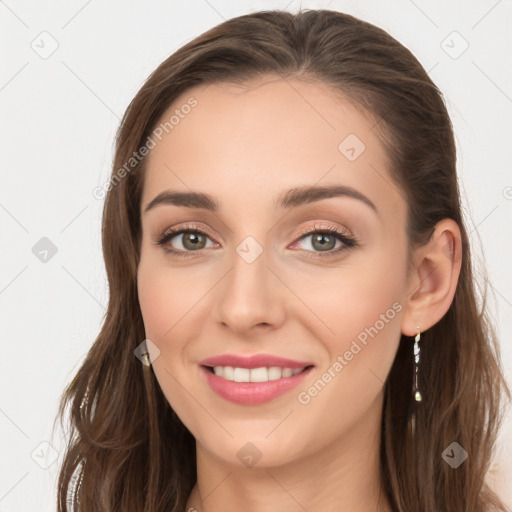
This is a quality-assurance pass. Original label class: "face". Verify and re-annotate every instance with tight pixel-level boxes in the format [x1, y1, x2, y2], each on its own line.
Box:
[137, 75, 410, 469]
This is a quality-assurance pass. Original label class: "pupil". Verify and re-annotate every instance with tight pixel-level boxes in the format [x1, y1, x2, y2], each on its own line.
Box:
[184, 233, 205, 250]
[313, 234, 334, 251]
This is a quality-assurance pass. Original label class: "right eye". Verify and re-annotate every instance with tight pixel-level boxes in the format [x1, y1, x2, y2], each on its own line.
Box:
[155, 226, 219, 257]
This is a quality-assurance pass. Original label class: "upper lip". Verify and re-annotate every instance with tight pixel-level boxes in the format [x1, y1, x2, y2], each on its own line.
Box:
[199, 354, 314, 370]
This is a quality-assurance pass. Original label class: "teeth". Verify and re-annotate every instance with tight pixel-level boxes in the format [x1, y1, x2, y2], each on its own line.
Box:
[250, 367, 269, 382]
[212, 365, 305, 382]
[233, 367, 250, 382]
[282, 368, 292, 378]
[268, 366, 281, 380]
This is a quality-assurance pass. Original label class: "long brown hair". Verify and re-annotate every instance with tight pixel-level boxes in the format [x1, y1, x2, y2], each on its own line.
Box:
[55, 9, 510, 511]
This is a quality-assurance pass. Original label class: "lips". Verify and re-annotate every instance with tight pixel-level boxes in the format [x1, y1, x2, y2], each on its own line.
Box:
[200, 365, 314, 405]
[198, 353, 315, 405]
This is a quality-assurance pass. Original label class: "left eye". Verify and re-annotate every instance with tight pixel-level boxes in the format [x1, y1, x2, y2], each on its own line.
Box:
[290, 225, 357, 257]
[293, 231, 343, 252]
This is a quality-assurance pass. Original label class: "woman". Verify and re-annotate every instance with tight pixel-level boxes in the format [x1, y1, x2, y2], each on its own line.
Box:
[56, 8, 510, 512]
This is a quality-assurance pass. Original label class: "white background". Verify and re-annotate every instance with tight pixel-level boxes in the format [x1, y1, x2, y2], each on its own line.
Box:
[1, 1, 511, 510]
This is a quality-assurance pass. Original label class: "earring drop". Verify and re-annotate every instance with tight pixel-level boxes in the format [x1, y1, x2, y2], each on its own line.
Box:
[141, 351, 151, 367]
[413, 326, 422, 402]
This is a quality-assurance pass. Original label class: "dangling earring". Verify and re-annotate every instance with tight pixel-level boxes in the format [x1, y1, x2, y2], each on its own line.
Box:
[413, 326, 422, 402]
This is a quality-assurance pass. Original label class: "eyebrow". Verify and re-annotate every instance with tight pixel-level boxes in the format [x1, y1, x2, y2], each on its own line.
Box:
[143, 184, 378, 215]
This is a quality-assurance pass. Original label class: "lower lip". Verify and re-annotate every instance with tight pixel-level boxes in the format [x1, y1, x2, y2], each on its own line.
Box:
[200, 365, 314, 405]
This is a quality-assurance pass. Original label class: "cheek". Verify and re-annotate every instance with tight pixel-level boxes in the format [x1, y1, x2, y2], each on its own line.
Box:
[292, 273, 404, 442]
[305, 253, 406, 348]
[137, 267, 174, 340]
[137, 257, 203, 341]
[301, 243, 407, 399]
[137, 261, 200, 411]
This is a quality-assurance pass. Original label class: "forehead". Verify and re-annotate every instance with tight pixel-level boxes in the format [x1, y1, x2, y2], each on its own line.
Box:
[141, 76, 403, 218]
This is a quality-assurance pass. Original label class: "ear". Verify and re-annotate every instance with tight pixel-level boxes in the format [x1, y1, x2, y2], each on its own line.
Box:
[401, 218, 463, 336]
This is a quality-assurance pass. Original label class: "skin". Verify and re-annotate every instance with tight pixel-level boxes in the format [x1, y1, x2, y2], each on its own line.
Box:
[137, 75, 462, 512]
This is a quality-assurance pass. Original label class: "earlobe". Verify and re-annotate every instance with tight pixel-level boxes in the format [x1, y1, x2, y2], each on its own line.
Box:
[401, 219, 463, 336]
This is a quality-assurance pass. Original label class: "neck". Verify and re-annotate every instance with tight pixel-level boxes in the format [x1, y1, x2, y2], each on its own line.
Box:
[185, 394, 391, 512]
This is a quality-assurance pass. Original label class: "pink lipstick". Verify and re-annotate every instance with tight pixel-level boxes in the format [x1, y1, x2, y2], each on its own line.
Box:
[199, 353, 315, 405]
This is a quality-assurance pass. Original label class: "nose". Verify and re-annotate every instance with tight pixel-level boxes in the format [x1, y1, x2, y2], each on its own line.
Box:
[214, 242, 286, 336]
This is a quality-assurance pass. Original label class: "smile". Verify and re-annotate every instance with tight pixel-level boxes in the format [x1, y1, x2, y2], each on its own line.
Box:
[205, 365, 310, 382]
[199, 364, 315, 405]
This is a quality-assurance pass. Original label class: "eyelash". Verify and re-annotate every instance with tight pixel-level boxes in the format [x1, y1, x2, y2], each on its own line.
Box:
[154, 222, 358, 259]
